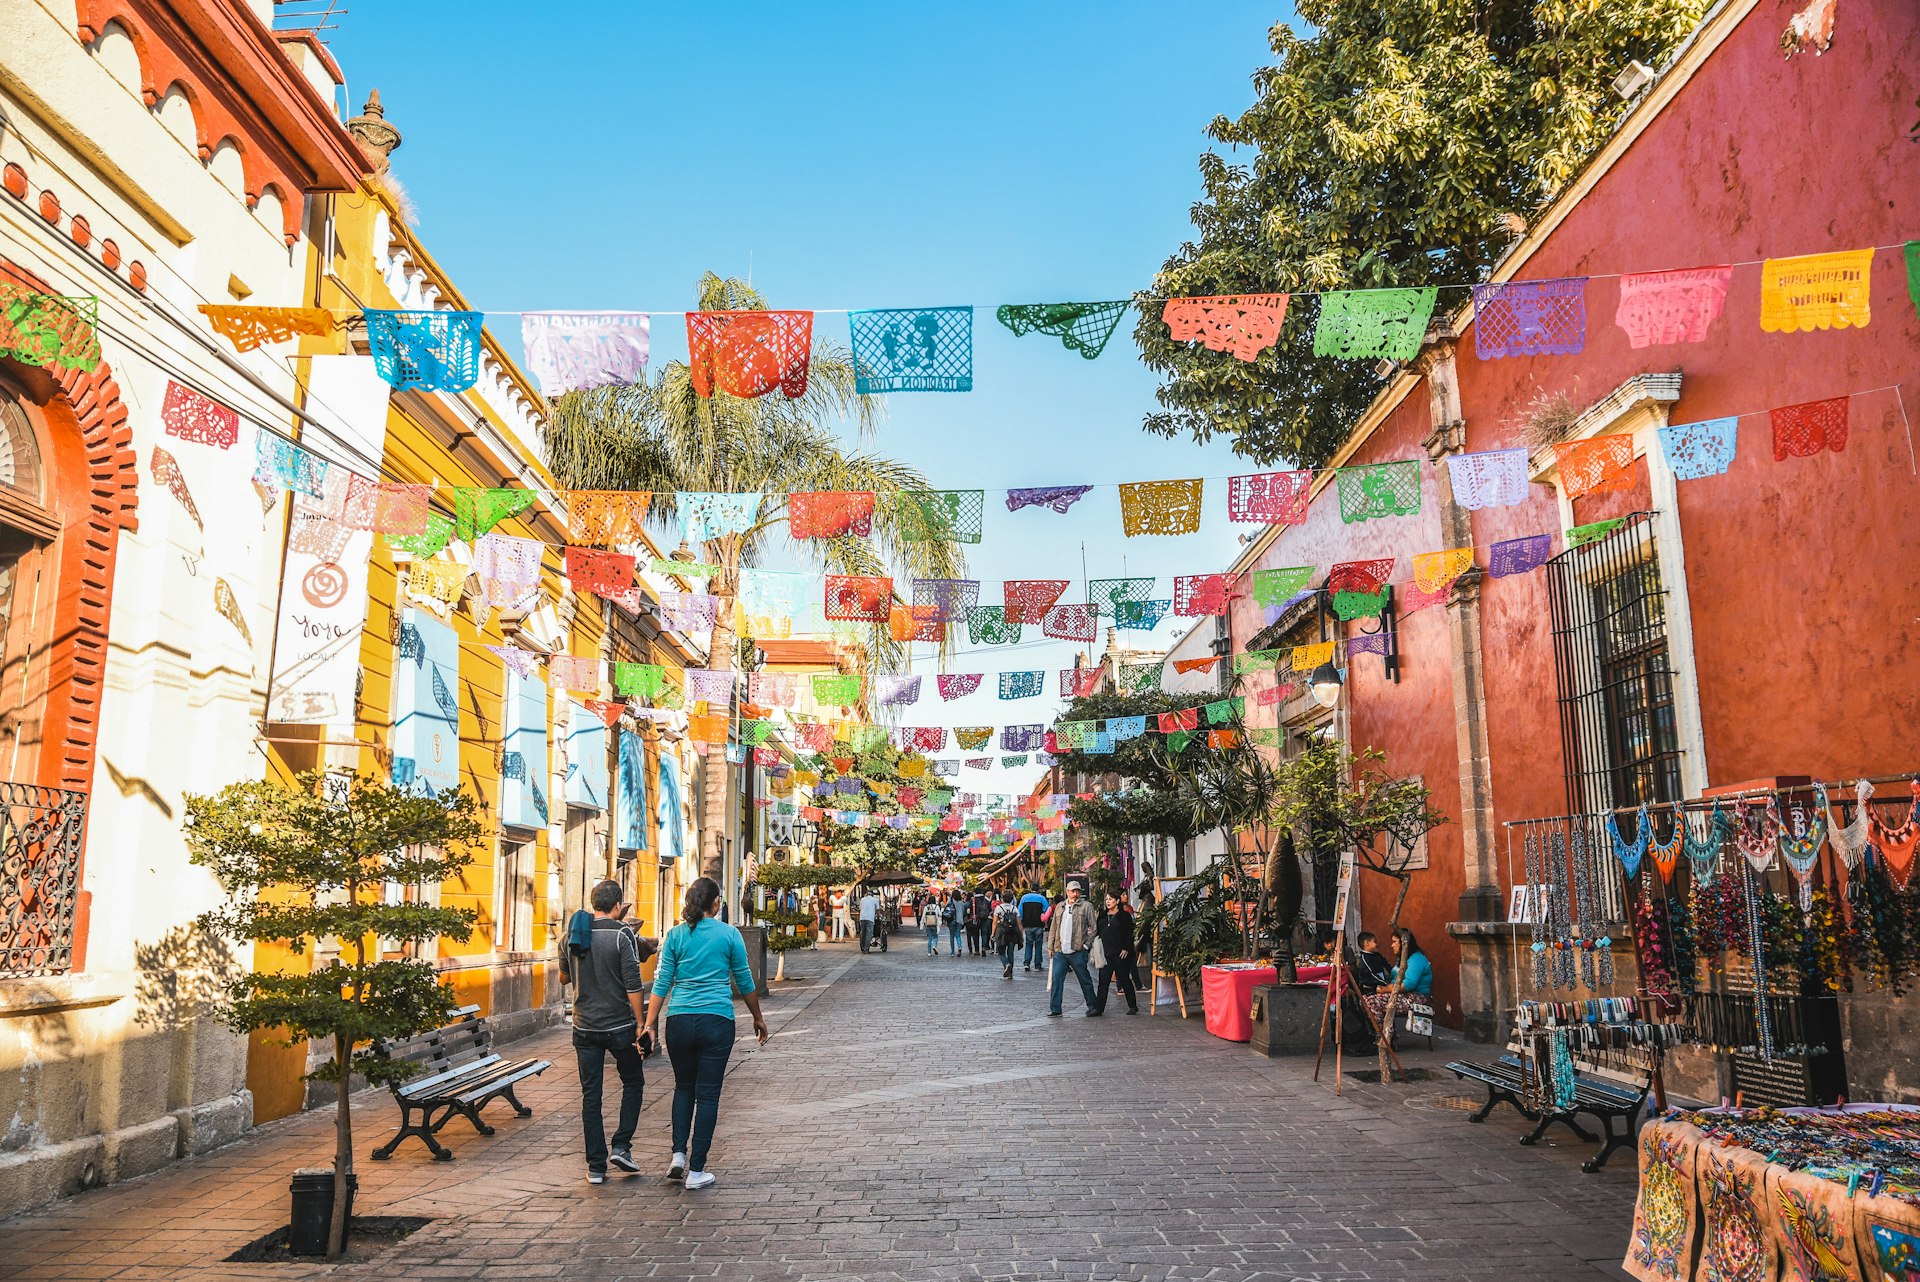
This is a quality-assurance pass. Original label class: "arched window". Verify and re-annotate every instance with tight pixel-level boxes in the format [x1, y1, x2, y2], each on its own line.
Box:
[0, 384, 60, 785]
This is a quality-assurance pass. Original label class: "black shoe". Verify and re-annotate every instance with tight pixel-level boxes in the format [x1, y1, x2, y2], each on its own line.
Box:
[1003, 968, 1013, 979]
[1126, 1007, 1139, 1015]
[1086, 1010, 1104, 1018]
[608, 1150, 641, 1174]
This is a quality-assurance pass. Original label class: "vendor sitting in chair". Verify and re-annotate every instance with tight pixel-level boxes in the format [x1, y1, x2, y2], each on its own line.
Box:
[1364, 929, 1434, 1043]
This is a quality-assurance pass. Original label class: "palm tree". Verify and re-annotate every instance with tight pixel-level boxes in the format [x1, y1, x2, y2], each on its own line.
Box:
[543, 274, 967, 879]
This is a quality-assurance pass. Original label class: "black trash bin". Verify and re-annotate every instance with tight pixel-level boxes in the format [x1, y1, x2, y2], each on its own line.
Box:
[288, 1168, 357, 1256]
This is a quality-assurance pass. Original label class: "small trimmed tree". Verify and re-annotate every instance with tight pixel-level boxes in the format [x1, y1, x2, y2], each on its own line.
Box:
[751, 862, 857, 978]
[185, 772, 483, 1260]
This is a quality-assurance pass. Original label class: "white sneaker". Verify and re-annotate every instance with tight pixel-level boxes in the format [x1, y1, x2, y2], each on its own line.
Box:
[683, 1170, 716, 1190]
[667, 1152, 686, 1180]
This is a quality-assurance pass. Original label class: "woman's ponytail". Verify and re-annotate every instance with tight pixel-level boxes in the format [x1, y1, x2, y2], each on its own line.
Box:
[681, 876, 722, 929]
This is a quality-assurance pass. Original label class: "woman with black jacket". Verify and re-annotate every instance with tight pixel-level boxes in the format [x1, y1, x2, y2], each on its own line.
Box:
[1092, 890, 1140, 1015]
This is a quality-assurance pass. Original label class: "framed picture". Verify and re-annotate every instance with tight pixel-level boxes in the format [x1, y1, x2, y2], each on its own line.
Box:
[1508, 884, 1545, 924]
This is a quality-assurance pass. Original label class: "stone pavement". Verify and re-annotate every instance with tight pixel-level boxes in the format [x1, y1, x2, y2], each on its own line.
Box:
[0, 943, 1639, 1281]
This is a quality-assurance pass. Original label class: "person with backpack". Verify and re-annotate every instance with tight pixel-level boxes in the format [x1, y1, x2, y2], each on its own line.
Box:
[559, 879, 650, 1184]
[942, 891, 964, 956]
[992, 890, 1024, 979]
[920, 894, 941, 955]
[1018, 883, 1050, 972]
[965, 889, 989, 955]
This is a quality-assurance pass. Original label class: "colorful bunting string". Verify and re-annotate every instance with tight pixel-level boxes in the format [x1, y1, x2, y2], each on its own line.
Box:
[895, 490, 985, 544]
[1005, 486, 1093, 514]
[1336, 461, 1421, 523]
[790, 490, 875, 539]
[1042, 603, 1096, 642]
[1552, 434, 1635, 499]
[1004, 579, 1068, 625]
[687, 310, 813, 399]
[999, 671, 1044, 700]
[454, 487, 536, 541]
[1446, 448, 1530, 510]
[937, 673, 983, 700]
[365, 309, 484, 392]
[968, 605, 1023, 645]
[1173, 573, 1237, 617]
[1161, 294, 1289, 362]
[1614, 266, 1731, 348]
[566, 490, 652, 546]
[995, 301, 1130, 359]
[1657, 417, 1739, 480]
[1412, 547, 1474, 594]
[1118, 478, 1204, 536]
[1227, 470, 1312, 524]
[1311, 287, 1436, 362]
[1770, 396, 1849, 460]
[824, 574, 891, 622]
[911, 577, 979, 622]
[565, 546, 635, 598]
[1249, 566, 1316, 606]
[1471, 277, 1587, 359]
[1487, 534, 1553, 577]
[1332, 589, 1389, 620]
[199, 304, 336, 353]
[1327, 558, 1395, 594]
[1759, 250, 1873, 333]
[0, 284, 101, 372]
[161, 380, 239, 449]
[1114, 599, 1171, 630]
[849, 307, 973, 392]
[520, 311, 650, 397]
[1566, 518, 1626, 549]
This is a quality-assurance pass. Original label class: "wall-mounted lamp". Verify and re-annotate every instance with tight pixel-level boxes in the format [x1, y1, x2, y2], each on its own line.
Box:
[1309, 662, 1344, 709]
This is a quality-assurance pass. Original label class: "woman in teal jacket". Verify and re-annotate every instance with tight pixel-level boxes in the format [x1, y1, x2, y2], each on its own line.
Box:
[1391, 928, 1433, 995]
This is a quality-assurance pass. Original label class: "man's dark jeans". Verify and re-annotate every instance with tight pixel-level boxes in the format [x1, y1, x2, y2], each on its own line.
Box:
[573, 1025, 644, 1173]
[1022, 926, 1045, 968]
[665, 1012, 737, 1171]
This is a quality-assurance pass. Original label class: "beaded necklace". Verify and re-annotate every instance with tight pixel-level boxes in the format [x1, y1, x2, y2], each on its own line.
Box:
[1734, 799, 1776, 875]
[1547, 1030, 1577, 1111]
[1825, 779, 1873, 871]
[1525, 826, 1550, 989]
[1683, 802, 1730, 886]
[1769, 784, 1828, 912]
[1869, 781, 1920, 892]
[1608, 805, 1649, 880]
[1548, 825, 1576, 989]
[1570, 823, 1599, 990]
[1648, 803, 1684, 887]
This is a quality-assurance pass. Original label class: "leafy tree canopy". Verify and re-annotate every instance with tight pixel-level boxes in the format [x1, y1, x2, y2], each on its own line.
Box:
[1054, 687, 1228, 843]
[1135, 0, 1708, 466]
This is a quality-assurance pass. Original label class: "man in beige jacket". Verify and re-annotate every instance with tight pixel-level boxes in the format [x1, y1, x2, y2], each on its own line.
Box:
[1044, 882, 1100, 1017]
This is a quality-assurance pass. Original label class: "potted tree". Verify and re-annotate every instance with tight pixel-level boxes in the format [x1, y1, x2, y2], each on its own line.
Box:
[185, 771, 483, 1260]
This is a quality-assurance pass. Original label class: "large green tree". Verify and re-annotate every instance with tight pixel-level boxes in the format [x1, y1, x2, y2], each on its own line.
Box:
[543, 274, 967, 879]
[1136, 0, 1708, 466]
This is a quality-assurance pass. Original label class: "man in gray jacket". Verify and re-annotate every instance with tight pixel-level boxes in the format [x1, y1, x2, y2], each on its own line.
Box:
[559, 879, 649, 1183]
[1044, 882, 1100, 1018]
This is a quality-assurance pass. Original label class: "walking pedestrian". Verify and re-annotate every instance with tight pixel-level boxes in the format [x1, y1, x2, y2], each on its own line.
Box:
[831, 888, 850, 941]
[810, 891, 828, 948]
[558, 879, 649, 1184]
[643, 877, 768, 1191]
[964, 889, 985, 955]
[944, 892, 964, 956]
[1092, 889, 1140, 1015]
[857, 885, 879, 953]
[1018, 883, 1049, 972]
[992, 890, 1023, 978]
[1045, 881, 1099, 1017]
[921, 895, 941, 955]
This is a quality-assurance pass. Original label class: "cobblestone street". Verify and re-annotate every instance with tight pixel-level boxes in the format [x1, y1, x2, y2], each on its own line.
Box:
[0, 946, 1638, 1282]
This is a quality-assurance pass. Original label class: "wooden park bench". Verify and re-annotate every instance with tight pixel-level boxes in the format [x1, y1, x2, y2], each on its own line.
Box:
[370, 1005, 550, 1161]
[1445, 1041, 1653, 1172]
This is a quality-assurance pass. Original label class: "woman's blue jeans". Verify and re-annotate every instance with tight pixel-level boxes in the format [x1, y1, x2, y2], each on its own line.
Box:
[665, 1013, 736, 1171]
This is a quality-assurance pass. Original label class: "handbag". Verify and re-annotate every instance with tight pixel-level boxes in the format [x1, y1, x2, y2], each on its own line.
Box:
[1090, 936, 1108, 970]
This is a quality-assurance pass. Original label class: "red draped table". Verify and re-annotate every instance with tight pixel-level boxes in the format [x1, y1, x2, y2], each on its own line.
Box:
[1201, 963, 1278, 1041]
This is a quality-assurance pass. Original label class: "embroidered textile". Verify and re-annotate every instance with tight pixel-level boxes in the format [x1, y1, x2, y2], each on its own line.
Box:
[565, 546, 635, 597]
[549, 655, 601, 693]
[967, 605, 1022, 645]
[1471, 277, 1587, 358]
[824, 574, 892, 622]
[1173, 573, 1237, 617]
[1446, 449, 1530, 510]
[999, 671, 1044, 699]
[659, 590, 719, 632]
[686, 310, 813, 398]
[366, 310, 483, 391]
[1042, 603, 1097, 642]
[876, 675, 922, 706]
[0, 285, 100, 372]
[676, 491, 760, 544]
[1250, 566, 1316, 606]
[1413, 547, 1474, 594]
[1488, 534, 1553, 577]
[388, 511, 454, 558]
[1087, 577, 1155, 615]
[1553, 434, 1635, 499]
[1060, 667, 1103, 698]
[565, 490, 651, 546]
[1156, 708, 1199, 734]
[1615, 267, 1732, 348]
[789, 490, 875, 538]
[812, 674, 862, 706]
[1759, 249, 1873, 332]
[1115, 599, 1171, 630]
[1119, 662, 1160, 693]
[1006, 485, 1094, 514]
[341, 477, 430, 535]
[1233, 649, 1284, 674]
[254, 434, 328, 497]
[486, 645, 540, 680]
[1119, 478, 1204, 536]
[850, 307, 973, 392]
[472, 533, 544, 605]
[1292, 641, 1335, 671]
[685, 668, 733, 706]
[1172, 657, 1219, 675]
[1002, 725, 1044, 752]
[1347, 632, 1391, 658]
[894, 490, 984, 544]
[1327, 558, 1395, 594]
[1332, 589, 1389, 620]
[1227, 470, 1312, 524]
[1336, 461, 1421, 523]
[955, 727, 993, 751]
[1566, 518, 1626, 549]
[1697, 1145, 1771, 1282]
[995, 301, 1130, 359]
[1770, 397, 1848, 460]
[521, 312, 650, 396]
[161, 380, 238, 449]
[453, 488, 535, 541]
[1312, 288, 1437, 361]
[1161, 294, 1289, 361]
[149, 446, 201, 530]
[912, 578, 979, 622]
[1658, 417, 1739, 480]
[199, 304, 335, 352]
[1004, 579, 1068, 625]
[406, 558, 468, 605]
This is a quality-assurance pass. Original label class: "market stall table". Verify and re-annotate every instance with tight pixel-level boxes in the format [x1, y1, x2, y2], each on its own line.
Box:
[1201, 963, 1277, 1041]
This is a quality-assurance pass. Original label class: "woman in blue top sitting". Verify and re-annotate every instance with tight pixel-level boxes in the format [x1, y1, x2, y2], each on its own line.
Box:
[643, 877, 767, 1190]
[1391, 928, 1434, 996]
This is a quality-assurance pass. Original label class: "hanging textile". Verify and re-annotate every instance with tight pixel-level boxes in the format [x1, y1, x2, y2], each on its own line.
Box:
[1248, 566, 1315, 606]
[893, 489, 985, 544]
[406, 558, 468, 605]
[902, 726, 946, 752]
[1291, 641, 1335, 671]
[472, 533, 544, 606]
[1114, 599, 1171, 630]
[875, 675, 921, 706]
[738, 569, 807, 635]
[1118, 478, 1204, 536]
[1172, 657, 1219, 674]
[1487, 533, 1553, 577]
[148, 446, 202, 530]
[549, 655, 601, 693]
[1060, 667, 1103, 698]
[1001, 755, 1029, 768]
[994, 301, 1130, 359]
[1566, 518, 1626, 549]
[1446, 448, 1530, 510]
[1335, 461, 1421, 522]
[1204, 697, 1245, 725]
[453, 487, 536, 541]
[1207, 730, 1242, 749]
[1614, 266, 1732, 348]
[955, 727, 993, 751]
[365, 309, 484, 391]
[812, 673, 861, 706]
[1005, 485, 1094, 514]
[1156, 708, 1199, 734]
[1311, 287, 1437, 361]
[1172, 573, 1238, 617]
[687, 712, 728, 744]
[1398, 581, 1449, 615]
[1347, 632, 1390, 659]
[659, 590, 719, 632]
[199, 304, 336, 353]
[566, 490, 651, 546]
[486, 644, 540, 680]
[1003, 579, 1068, 625]
[1108, 716, 1147, 743]
[615, 662, 668, 701]
[565, 547, 635, 597]
[1553, 434, 1635, 498]
[1471, 277, 1587, 359]
[1332, 589, 1389, 620]
[999, 671, 1044, 699]
[967, 605, 1022, 645]
[1118, 662, 1160, 693]
[824, 574, 891, 622]
[849, 306, 973, 392]
[1770, 396, 1848, 460]
[1002, 725, 1044, 752]
[788, 490, 875, 538]
[685, 668, 733, 706]
[964, 757, 995, 771]
[1232, 649, 1284, 674]
[1327, 558, 1395, 594]
[795, 722, 833, 753]
[1226, 470, 1312, 524]
[161, 380, 239, 449]
[1759, 249, 1873, 332]
[253, 434, 328, 498]
[341, 477, 430, 535]
[911, 577, 979, 622]
[389, 510, 454, 558]
[747, 673, 796, 706]
[937, 673, 982, 700]
[1042, 603, 1096, 642]
[678, 491, 761, 543]
[888, 603, 943, 643]
[1657, 416, 1739, 480]
[520, 312, 650, 396]
[0, 284, 100, 371]
[1256, 683, 1295, 706]
[1412, 547, 1474, 594]
[1161, 294, 1289, 361]
[686, 309, 814, 398]
[1053, 721, 1094, 750]
[1087, 577, 1155, 615]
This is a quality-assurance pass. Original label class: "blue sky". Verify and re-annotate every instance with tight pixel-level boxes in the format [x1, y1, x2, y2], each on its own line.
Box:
[317, 2, 1293, 796]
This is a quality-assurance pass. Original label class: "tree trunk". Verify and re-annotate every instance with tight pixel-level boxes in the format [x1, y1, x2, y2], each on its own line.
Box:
[698, 564, 741, 883]
[1385, 867, 1412, 940]
[328, 1030, 351, 1260]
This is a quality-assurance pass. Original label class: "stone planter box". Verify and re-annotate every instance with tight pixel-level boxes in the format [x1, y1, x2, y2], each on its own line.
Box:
[1249, 983, 1326, 1057]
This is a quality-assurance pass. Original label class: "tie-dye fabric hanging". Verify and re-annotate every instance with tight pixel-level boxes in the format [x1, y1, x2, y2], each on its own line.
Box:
[1332, 589, 1389, 620]
[685, 668, 734, 706]
[876, 675, 922, 706]
[1327, 558, 1395, 594]
[1005, 485, 1094, 514]
[1086, 577, 1155, 615]
[566, 491, 651, 547]
[472, 533, 544, 606]
[849, 306, 973, 392]
[406, 558, 468, 605]
[824, 574, 892, 622]
[487, 644, 541, 680]
[1291, 641, 1335, 671]
[149, 446, 202, 530]
[1042, 603, 1096, 642]
[1232, 649, 1284, 674]
[955, 727, 993, 751]
[199, 304, 338, 353]
[388, 511, 455, 558]
[1413, 547, 1475, 594]
[1173, 573, 1238, 617]
[912, 578, 979, 623]
[1335, 461, 1421, 523]
[341, 477, 430, 536]
[1770, 396, 1848, 460]
[1114, 599, 1171, 631]
[1001, 725, 1044, 752]
[1161, 294, 1289, 361]
[1446, 448, 1530, 510]
[937, 673, 983, 700]
[366, 309, 484, 391]
[1118, 661, 1160, 693]
[1156, 708, 1200, 734]
[521, 312, 650, 396]
[894, 490, 985, 544]
[686, 310, 814, 398]
[565, 546, 635, 598]
[677, 491, 761, 544]
[1060, 667, 1103, 698]
[161, 380, 239, 449]
[994, 301, 1131, 359]
[813, 673, 862, 706]
[1118, 478, 1204, 536]
[0, 284, 100, 372]
[1487, 534, 1553, 577]
[1471, 278, 1587, 359]
[1614, 267, 1732, 348]
[789, 490, 875, 539]
[747, 673, 797, 706]
[1658, 416, 1739, 480]
[1249, 566, 1316, 606]
[1566, 518, 1626, 549]
[967, 606, 1022, 645]
[1003, 580, 1068, 625]
[1227, 470, 1312, 524]
[549, 655, 602, 693]
[999, 671, 1044, 699]
[1311, 287, 1438, 361]
[254, 433, 328, 498]
[1553, 434, 1635, 498]
[1759, 250, 1873, 332]
[659, 590, 719, 632]
[453, 487, 536, 541]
